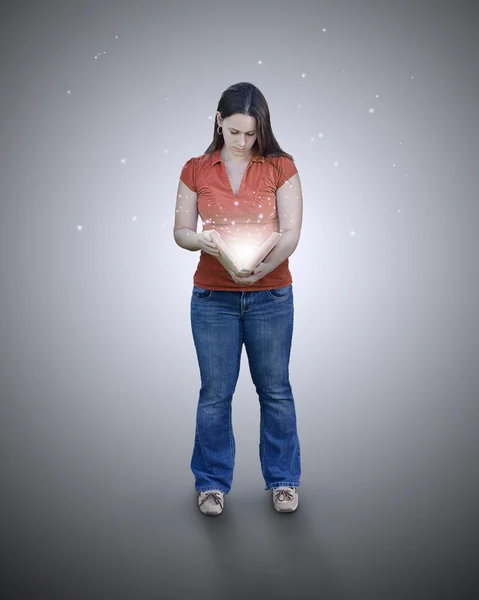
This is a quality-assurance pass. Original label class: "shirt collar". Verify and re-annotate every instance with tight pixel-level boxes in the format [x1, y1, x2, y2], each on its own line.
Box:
[211, 148, 265, 166]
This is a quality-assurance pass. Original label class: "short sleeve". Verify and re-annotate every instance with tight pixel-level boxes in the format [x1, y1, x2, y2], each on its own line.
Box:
[179, 157, 197, 192]
[275, 156, 298, 189]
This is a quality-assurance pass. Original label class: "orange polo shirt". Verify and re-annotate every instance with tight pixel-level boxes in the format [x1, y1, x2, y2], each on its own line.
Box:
[179, 148, 298, 291]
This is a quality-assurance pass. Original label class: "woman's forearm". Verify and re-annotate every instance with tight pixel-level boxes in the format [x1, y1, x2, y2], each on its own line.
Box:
[174, 228, 200, 251]
[262, 230, 300, 271]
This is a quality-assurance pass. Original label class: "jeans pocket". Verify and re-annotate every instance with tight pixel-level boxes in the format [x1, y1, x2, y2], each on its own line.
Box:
[266, 284, 293, 299]
[192, 285, 213, 300]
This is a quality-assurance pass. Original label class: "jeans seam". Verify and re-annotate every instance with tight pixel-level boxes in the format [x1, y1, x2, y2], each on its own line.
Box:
[264, 481, 300, 491]
[266, 285, 293, 300]
[198, 487, 228, 494]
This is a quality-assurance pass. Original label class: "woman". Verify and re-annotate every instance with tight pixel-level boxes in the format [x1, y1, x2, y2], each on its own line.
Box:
[173, 82, 303, 516]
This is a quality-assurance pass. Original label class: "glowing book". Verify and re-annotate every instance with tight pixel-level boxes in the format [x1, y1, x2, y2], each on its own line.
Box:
[203, 230, 282, 278]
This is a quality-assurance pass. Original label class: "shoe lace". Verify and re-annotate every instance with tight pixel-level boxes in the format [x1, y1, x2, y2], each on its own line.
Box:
[274, 487, 295, 501]
[199, 491, 224, 507]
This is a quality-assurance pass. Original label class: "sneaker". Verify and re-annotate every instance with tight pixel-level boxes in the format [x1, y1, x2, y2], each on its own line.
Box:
[272, 487, 299, 512]
[198, 490, 225, 515]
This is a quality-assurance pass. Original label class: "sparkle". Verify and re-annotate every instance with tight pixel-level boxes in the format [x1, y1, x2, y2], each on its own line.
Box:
[77, 225, 83, 230]
[369, 108, 375, 114]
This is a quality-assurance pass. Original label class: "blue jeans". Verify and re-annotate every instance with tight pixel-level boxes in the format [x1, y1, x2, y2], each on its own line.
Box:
[190, 283, 301, 494]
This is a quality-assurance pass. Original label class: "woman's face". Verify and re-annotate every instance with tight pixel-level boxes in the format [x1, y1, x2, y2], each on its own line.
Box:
[217, 112, 258, 156]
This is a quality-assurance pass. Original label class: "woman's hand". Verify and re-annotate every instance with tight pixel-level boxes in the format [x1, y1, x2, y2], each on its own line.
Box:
[196, 232, 219, 256]
[229, 262, 273, 286]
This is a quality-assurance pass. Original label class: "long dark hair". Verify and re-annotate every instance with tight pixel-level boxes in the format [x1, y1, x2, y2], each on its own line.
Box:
[204, 82, 295, 181]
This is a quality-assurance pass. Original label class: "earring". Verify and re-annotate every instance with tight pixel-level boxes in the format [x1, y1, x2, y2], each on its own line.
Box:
[217, 125, 223, 135]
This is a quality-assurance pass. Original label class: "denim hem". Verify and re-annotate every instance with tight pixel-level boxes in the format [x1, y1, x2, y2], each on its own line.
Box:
[264, 482, 300, 491]
[197, 487, 230, 495]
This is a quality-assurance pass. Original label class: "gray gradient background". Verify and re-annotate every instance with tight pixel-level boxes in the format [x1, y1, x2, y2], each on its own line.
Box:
[1, 0, 478, 598]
